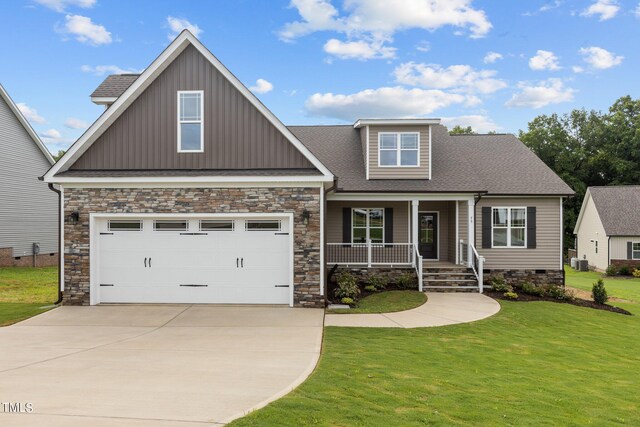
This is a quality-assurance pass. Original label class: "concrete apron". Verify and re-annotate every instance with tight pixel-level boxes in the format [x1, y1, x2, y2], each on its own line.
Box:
[0, 305, 324, 426]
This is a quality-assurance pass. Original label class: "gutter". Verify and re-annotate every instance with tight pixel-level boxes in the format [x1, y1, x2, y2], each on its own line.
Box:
[47, 183, 63, 305]
[323, 178, 338, 306]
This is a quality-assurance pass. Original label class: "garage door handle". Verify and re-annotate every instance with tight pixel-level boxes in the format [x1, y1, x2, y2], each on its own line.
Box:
[149, 257, 152, 268]
[241, 258, 244, 268]
[144, 257, 147, 267]
[236, 257, 239, 268]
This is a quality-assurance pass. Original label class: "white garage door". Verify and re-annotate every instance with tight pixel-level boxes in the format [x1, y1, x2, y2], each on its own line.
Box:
[96, 216, 291, 305]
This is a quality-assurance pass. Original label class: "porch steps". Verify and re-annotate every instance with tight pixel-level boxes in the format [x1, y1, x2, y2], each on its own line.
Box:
[422, 267, 479, 292]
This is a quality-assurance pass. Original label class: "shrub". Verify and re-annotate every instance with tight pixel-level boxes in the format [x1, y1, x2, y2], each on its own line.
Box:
[396, 273, 417, 289]
[618, 265, 631, 276]
[592, 279, 608, 304]
[545, 284, 573, 301]
[605, 264, 617, 276]
[521, 282, 544, 297]
[633, 269, 640, 278]
[340, 297, 355, 306]
[490, 274, 512, 292]
[364, 285, 376, 292]
[503, 291, 518, 300]
[335, 272, 360, 300]
[367, 275, 389, 291]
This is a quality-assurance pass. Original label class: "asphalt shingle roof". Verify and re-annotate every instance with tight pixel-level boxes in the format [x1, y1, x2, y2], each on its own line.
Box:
[589, 186, 640, 236]
[91, 74, 140, 98]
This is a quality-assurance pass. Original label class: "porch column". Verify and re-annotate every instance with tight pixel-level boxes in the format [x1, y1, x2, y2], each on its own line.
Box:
[467, 199, 474, 267]
[411, 200, 419, 248]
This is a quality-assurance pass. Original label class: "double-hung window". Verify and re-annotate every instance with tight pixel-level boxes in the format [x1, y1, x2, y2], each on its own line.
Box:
[633, 243, 640, 259]
[352, 208, 384, 244]
[178, 90, 204, 152]
[379, 132, 419, 167]
[492, 207, 526, 248]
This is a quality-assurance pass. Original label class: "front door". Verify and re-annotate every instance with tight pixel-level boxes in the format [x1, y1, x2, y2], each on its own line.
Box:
[418, 213, 438, 259]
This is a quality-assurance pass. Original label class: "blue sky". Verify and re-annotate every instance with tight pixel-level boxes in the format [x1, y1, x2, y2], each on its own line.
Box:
[1, 0, 638, 154]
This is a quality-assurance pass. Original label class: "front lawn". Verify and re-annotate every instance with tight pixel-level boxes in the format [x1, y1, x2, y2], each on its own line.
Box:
[328, 290, 427, 314]
[232, 301, 639, 426]
[565, 265, 640, 302]
[0, 267, 58, 326]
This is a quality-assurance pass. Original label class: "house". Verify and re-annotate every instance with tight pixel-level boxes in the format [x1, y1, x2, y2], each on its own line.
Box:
[0, 83, 58, 267]
[42, 31, 573, 307]
[574, 186, 640, 271]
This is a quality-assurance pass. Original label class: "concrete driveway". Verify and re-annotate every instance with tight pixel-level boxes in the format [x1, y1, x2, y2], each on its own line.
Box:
[0, 305, 324, 426]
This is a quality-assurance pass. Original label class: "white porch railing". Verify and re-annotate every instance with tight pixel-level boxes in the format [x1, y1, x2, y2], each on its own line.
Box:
[326, 242, 414, 267]
[459, 239, 485, 293]
[413, 242, 423, 292]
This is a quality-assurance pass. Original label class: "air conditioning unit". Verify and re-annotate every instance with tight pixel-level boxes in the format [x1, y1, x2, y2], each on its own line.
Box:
[577, 260, 589, 272]
[570, 257, 578, 269]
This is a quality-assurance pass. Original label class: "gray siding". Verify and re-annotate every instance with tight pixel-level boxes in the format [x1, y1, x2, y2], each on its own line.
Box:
[368, 125, 430, 179]
[327, 201, 410, 243]
[476, 197, 562, 270]
[576, 193, 609, 270]
[610, 237, 640, 261]
[458, 201, 468, 248]
[71, 45, 315, 171]
[0, 96, 57, 256]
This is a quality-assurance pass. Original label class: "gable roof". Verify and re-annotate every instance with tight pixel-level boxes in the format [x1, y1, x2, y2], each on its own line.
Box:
[91, 74, 139, 99]
[577, 186, 640, 236]
[292, 124, 574, 195]
[0, 83, 54, 165]
[44, 30, 333, 182]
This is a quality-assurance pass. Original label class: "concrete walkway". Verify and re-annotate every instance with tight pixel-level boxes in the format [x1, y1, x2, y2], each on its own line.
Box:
[0, 305, 324, 426]
[325, 292, 500, 328]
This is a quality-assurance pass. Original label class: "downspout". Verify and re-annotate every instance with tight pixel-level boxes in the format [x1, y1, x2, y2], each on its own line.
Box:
[323, 178, 338, 306]
[47, 183, 63, 305]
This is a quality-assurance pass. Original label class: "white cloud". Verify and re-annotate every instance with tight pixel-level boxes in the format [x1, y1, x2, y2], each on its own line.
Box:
[572, 66, 584, 73]
[528, 50, 561, 71]
[505, 78, 575, 109]
[166, 16, 202, 40]
[415, 41, 431, 52]
[305, 86, 469, 121]
[523, 0, 562, 16]
[581, 0, 620, 21]
[579, 46, 623, 69]
[635, 3, 640, 18]
[323, 38, 396, 60]
[393, 62, 507, 94]
[61, 14, 112, 45]
[441, 115, 502, 133]
[80, 64, 142, 75]
[16, 103, 46, 124]
[41, 128, 62, 139]
[483, 51, 503, 64]
[35, 0, 95, 12]
[249, 78, 274, 94]
[64, 117, 88, 129]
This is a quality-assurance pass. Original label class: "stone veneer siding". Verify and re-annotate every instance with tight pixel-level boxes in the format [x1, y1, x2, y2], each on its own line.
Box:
[63, 187, 322, 307]
[484, 269, 564, 287]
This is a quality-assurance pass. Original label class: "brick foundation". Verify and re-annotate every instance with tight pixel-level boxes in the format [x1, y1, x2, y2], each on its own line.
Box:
[610, 259, 640, 270]
[63, 187, 322, 307]
[484, 269, 564, 287]
[0, 247, 59, 267]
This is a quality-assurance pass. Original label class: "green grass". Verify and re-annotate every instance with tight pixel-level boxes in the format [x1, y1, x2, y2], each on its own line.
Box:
[565, 265, 640, 302]
[329, 290, 427, 314]
[232, 301, 640, 426]
[0, 267, 58, 326]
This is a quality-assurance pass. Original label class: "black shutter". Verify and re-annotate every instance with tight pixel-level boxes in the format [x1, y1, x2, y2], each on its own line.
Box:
[384, 208, 393, 247]
[527, 207, 537, 249]
[628, 242, 633, 260]
[342, 208, 351, 245]
[482, 207, 491, 249]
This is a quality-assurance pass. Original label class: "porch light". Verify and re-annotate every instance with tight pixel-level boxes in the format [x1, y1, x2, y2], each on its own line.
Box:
[301, 209, 311, 225]
[68, 211, 80, 225]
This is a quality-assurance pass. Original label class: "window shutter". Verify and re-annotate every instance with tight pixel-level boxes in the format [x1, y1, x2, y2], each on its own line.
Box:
[628, 242, 633, 260]
[527, 207, 537, 249]
[384, 207, 393, 247]
[482, 207, 491, 249]
[342, 208, 351, 244]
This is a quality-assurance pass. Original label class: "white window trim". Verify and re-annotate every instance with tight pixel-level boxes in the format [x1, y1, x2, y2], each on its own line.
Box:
[245, 219, 281, 231]
[419, 210, 439, 261]
[153, 219, 189, 231]
[351, 208, 385, 245]
[177, 90, 204, 153]
[632, 242, 640, 260]
[377, 132, 420, 168]
[199, 219, 235, 231]
[108, 219, 143, 232]
[491, 207, 527, 249]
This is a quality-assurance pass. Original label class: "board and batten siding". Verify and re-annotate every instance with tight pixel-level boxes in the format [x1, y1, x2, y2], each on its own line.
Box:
[575, 193, 609, 270]
[0, 95, 57, 256]
[476, 197, 562, 270]
[326, 201, 410, 243]
[367, 125, 430, 179]
[71, 45, 314, 171]
[458, 201, 468, 248]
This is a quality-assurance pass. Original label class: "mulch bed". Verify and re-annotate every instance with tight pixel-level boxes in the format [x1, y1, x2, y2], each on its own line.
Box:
[486, 290, 632, 316]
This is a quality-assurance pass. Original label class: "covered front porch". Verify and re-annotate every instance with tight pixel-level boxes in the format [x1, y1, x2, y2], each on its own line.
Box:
[325, 195, 485, 291]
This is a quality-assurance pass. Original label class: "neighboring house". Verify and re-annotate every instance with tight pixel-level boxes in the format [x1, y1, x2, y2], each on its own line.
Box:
[574, 186, 640, 271]
[0, 84, 58, 267]
[42, 31, 573, 307]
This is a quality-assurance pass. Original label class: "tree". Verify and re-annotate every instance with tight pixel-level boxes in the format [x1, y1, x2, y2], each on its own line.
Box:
[449, 125, 476, 135]
[53, 150, 65, 161]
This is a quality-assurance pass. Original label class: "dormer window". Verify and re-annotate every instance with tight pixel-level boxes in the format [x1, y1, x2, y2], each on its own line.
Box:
[378, 132, 419, 167]
[177, 90, 204, 152]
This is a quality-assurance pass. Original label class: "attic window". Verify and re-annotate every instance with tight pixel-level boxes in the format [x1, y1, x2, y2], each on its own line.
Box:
[178, 91, 204, 152]
[379, 132, 419, 167]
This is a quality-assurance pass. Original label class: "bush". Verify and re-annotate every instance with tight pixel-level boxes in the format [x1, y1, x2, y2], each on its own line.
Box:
[545, 284, 573, 301]
[618, 265, 631, 276]
[605, 264, 617, 276]
[396, 273, 417, 289]
[335, 272, 360, 300]
[364, 285, 376, 292]
[367, 275, 389, 291]
[490, 274, 512, 292]
[592, 279, 608, 304]
[520, 282, 544, 297]
[503, 291, 518, 300]
[340, 297, 355, 306]
[633, 269, 640, 278]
